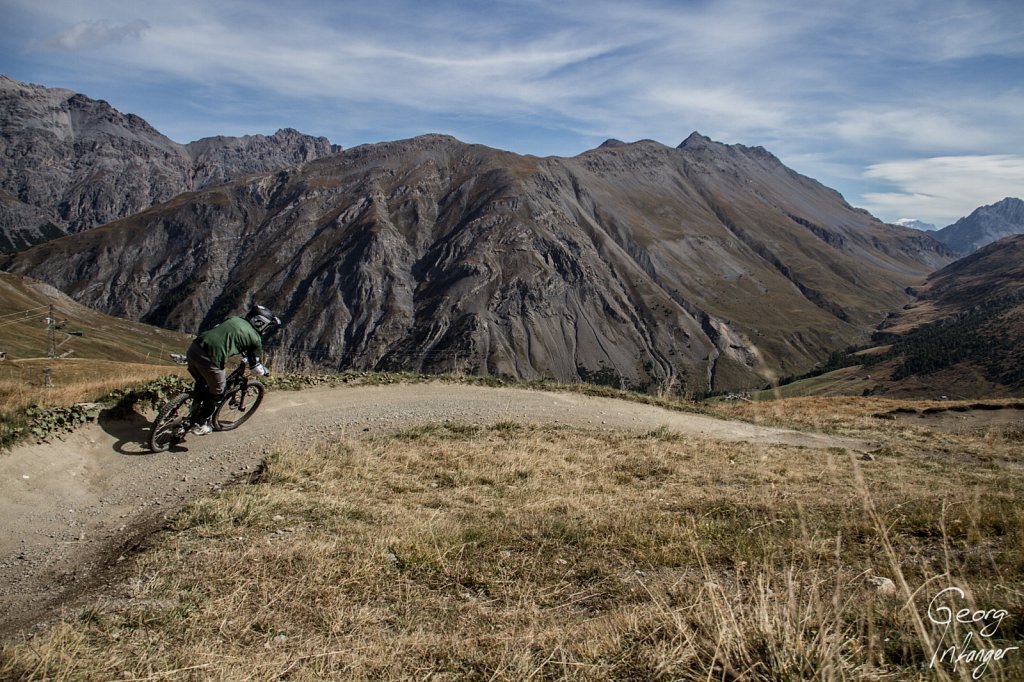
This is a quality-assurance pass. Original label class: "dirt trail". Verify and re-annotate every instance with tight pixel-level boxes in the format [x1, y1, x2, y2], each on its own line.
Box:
[0, 383, 875, 638]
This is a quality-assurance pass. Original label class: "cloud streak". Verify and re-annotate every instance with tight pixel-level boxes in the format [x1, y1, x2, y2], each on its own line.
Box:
[46, 19, 149, 50]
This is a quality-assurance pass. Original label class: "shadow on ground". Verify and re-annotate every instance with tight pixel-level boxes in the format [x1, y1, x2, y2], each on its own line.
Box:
[98, 408, 189, 455]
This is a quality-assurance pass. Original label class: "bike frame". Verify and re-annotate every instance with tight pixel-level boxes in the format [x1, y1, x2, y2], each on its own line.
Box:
[150, 360, 264, 452]
[186, 361, 251, 423]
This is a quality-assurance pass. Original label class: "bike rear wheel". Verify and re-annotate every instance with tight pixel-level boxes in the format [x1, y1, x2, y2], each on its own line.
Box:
[149, 392, 193, 452]
[213, 381, 264, 431]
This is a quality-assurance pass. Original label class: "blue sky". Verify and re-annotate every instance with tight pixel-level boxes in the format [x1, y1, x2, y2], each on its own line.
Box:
[2, 0, 1022, 227]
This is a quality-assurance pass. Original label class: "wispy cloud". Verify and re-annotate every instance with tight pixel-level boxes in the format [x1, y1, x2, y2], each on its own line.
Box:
[892, 0, 1024, 61]
[45, 19, 149, 50]
[863, 155, 1024, 226]
[834, 108, 1000, 153]
[652, 85, 786, 121]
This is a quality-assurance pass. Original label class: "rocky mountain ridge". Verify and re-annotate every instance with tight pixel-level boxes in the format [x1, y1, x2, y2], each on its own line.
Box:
[932, 197, 1024, 255]
[3, 133, 952, 394]
[0, 75, 341, 251]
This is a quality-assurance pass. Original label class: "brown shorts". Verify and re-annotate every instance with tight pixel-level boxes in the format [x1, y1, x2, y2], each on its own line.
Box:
[186, 341, 226, 396]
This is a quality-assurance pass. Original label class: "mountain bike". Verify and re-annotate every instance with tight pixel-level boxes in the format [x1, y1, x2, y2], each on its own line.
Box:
[148, 359, 265, 452]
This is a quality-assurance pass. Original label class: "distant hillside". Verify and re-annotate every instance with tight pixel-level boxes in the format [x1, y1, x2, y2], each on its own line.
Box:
[773, 235, 1024, 399]
[933, 197, 1024, 255]
[3, 133, 952, 394]
[0, 271, 190, 364]
[0, 76, 341, 252]
[887, 234, 1024, 330]
[878, 235, 1024, 397]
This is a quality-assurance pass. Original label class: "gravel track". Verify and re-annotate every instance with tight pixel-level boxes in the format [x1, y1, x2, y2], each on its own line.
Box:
[0, 383, 875, 638]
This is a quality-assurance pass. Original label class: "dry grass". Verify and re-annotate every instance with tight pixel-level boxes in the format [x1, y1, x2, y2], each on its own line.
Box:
[0, 272, 192, 366]
[2, 402, 1023, 680]
[710, 395, 1024, 437]
[0, 358, 189, 413]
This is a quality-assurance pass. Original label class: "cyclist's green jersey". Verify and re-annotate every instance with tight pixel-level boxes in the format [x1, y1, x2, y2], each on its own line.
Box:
[196, 316, 263, 369]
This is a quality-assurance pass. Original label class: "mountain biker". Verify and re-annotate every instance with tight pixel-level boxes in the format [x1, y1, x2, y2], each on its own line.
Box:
[185, 304, 280, 436]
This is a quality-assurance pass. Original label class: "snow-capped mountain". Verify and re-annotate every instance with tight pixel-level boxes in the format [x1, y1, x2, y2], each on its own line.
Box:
[894, 218, 938, 232]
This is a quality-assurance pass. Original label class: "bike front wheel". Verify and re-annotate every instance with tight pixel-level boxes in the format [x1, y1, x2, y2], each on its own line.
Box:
[149, 392, 193, 452]
[213, 381, 265, 431]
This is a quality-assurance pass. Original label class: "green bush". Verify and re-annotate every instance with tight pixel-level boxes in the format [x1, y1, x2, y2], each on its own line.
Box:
[0, 375, 194, 450]
[24, 403, 97, 440]
[105, 375, 194, 417]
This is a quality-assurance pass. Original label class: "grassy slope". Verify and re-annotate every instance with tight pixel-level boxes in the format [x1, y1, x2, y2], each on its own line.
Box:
[0, 272, 191, 364]
[758, 333, 1024, 401]
[3, 397, 1022, 681]
[0, 272, 192, 445]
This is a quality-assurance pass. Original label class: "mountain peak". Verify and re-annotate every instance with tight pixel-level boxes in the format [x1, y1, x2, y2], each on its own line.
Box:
[933, 197, 1024, 255]
[0, 76, 342, 247]
[5, 110, 952, 393]
[589, 138, 668, 153]
[976, 197, 1023, 216]
[677, 131, 713, 149]
[676, 132, 780, 164]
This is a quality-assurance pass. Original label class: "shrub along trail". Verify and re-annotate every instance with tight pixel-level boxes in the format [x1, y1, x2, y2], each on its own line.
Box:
[0, 382, 873, 638]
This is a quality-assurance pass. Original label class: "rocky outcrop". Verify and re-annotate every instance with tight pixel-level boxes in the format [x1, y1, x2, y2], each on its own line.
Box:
[185, 128, 342, 188]
[0, 76, 341, 250]
[0, 190, 64, 252]
[3, 134, 952, 393]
